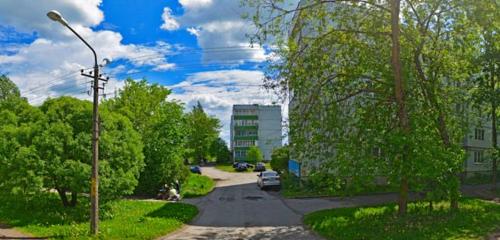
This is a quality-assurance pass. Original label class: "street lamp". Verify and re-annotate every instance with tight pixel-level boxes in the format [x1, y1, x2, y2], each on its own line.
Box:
[47, 10, 101, 236]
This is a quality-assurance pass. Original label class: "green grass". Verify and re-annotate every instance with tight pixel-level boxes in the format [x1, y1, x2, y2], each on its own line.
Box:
[215, 162, 271, 173]
[0, 193, 198, 239]
[181, 173, 215, 198]
[215, 163, 237, 172]
[304, 198, 500, 240]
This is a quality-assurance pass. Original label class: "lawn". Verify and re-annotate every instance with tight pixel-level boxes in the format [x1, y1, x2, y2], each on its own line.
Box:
[181, 173, 215, 198]
[215, 162, 271, 173]
[304, 198, 500, 240]
[0, 193, 198, 239]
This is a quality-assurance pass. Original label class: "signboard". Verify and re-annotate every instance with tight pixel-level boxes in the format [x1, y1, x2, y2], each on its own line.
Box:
[288, 159, 301, 177]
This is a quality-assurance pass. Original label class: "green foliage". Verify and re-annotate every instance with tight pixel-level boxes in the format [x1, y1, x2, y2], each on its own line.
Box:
[38, 97, 144, 204]
[0, 192, 198, 239]
[245, 0, 491, 208]
[105, 79, 188, 195]
[0, 75, 20, 101]
[246, 146, 263, 164]
[0, 97, 47, 198]
[0, 95, 144, 206]
[304, 199, 500, 240]
[270, 145, 289, 172]
[181, 174, 215, 198]
[185, 101, 221, 163]
[210, 137, 231, 163]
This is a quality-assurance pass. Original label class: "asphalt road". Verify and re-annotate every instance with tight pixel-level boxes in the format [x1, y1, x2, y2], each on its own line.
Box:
[159, 167, 324, 240]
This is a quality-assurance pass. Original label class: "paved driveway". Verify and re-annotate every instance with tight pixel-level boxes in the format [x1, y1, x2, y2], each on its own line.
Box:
[159, 167, 323, 240]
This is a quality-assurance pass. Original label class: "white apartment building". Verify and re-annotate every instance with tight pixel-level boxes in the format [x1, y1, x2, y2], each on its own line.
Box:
[230, 104, 282, 162]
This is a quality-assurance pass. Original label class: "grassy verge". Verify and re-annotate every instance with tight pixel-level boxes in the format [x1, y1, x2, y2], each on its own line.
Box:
[215, 162, 272, 173]
[304, 198, 500, 240]
[181, 173, 215, 198]
[0, 193, 198, 239]
[215, 163, 237, 172]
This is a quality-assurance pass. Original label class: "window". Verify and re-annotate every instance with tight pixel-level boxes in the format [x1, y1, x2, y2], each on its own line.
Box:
[235, 140, 256, 147]
[474, 128, 485, 140]
[473, 151, 484, 163]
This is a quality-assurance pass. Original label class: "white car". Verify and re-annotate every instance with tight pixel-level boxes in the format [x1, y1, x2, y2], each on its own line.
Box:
[257, 171, 280, 190]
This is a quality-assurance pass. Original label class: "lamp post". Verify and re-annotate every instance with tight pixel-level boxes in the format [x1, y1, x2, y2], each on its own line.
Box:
[47, 10, 100, 235]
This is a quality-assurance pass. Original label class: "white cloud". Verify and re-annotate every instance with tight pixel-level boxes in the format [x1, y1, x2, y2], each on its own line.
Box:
[0, 0, 104, 40]
[160, 7, 180, 31]
[0, 0, 176, 104]
[160, 0, 267, 64]
[153, 63, 176, 71]
[179, 0, 213, 9]
[167, 70, 286, 143]
[186, 27, 200, 36]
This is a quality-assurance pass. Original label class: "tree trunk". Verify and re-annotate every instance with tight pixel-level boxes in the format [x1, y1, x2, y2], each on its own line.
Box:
[56, 188, 70, 207]
[491, 63, 498, 191]
[70, 191, 78, 207]
[390, 0, 410, 216]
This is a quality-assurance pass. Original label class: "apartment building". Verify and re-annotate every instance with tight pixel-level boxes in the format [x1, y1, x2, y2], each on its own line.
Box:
[463, 121, 499, 177]
[230, 104, 282, 162]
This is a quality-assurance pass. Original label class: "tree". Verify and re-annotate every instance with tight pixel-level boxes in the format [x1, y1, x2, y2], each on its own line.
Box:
[271, 145, 289, 172]
[467, 1, 499, 190]
[0, 75, 20, 101]
[0, 97, 45, 199]
[185, 101, 221, 164]
[210, 137, 231, 163]
[35, 97, 144, 206]
[246, 0, 477, 214]
[247, 146, 263, 163]
[105, 79, 188, 195]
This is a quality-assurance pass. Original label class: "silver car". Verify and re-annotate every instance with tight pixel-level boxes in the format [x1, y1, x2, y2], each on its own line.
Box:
[257, 171, 280, 190]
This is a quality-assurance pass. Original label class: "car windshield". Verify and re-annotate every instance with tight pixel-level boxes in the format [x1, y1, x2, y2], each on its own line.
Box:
[263, 172, 277, 177]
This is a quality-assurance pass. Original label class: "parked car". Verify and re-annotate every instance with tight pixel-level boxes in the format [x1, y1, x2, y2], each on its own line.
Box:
[232, 162, 240, 168]
[254, 162, 266, 172]
[257, 171, 280, 190]
[235, 162, 248, 172]
[190, 165, 201, 174]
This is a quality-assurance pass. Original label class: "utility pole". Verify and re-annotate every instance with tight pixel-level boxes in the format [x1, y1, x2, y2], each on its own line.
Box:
[80, 67, 108, 234]
[47, 10, 109, 236]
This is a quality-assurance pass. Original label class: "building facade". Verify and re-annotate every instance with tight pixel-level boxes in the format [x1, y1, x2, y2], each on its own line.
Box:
[463, 121, 499, 177]
[230, 104, 282, 162]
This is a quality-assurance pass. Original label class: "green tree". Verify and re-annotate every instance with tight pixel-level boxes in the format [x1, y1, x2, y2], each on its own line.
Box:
[105, 79, 188, 195]
[271, 145, 289, 172]
[247, 146, 263, 164]
[35, 97, 144, 206]
[210, 137, 231, 163]
[0, 75, 20, 101]
[185, 102, 221, 164]
[0, 96, 46, 199]
[247, 0, 477, 214]
[467, 1, 499, 190]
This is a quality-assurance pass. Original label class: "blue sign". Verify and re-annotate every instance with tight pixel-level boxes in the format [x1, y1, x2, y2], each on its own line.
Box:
[288, 159, 300, 177]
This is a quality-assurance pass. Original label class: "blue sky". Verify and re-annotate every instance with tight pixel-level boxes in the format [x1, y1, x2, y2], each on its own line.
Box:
[0, 0, 289, 142]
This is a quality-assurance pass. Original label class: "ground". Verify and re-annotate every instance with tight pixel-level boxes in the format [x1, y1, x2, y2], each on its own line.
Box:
[159, 166, 323, 240]
[2, 167, 499, 239]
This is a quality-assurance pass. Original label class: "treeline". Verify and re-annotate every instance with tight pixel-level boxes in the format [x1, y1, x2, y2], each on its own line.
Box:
[0, 76, 230, 206]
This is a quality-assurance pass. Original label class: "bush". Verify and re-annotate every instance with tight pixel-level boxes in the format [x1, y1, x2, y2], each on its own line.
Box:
[270, 146, 289, 172]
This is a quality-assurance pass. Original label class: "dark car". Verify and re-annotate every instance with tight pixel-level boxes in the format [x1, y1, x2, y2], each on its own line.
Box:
[232, 162, 240, 168]
[235, 162, 248, 172]
[190, 165, 201, 174]
[254, 162, 266, 172]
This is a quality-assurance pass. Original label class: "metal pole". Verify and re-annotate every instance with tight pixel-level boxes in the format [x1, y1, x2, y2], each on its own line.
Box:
[47, 11, 101, 235]
[62, 24, 100, 236]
